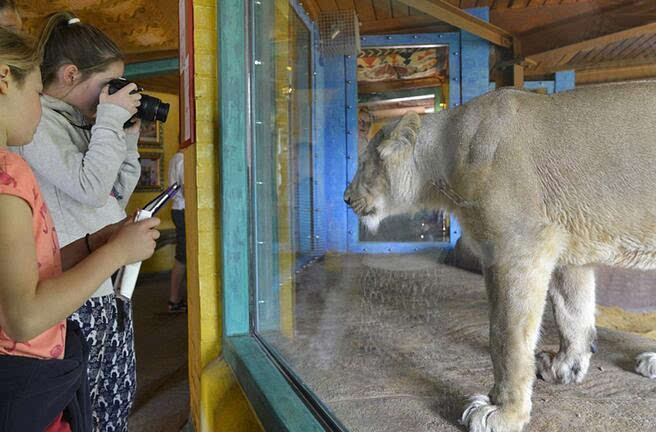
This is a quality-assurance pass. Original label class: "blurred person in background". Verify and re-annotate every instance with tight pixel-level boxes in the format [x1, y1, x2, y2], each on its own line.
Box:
[167, 148, 186, 313]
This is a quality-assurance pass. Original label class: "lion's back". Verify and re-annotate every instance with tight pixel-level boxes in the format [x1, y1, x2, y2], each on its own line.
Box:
[459, 83, 656, 269]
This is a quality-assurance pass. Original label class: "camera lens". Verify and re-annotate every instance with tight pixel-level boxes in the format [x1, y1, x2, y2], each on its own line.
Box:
[154, 101, 170, 123]
[139, 95, 170, 123]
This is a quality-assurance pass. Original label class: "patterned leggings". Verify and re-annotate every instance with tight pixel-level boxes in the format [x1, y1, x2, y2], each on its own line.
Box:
[70, 295, 136, 432]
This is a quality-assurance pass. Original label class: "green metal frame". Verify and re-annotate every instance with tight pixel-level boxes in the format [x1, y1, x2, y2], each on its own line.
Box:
[219, 0, 327, 430]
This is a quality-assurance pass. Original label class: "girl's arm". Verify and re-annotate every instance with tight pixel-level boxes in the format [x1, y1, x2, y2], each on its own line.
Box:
[0, 194, 159, 342]
[59, 218, 124, 271]
[19, 86, 141, 208]
[20, 104, 132, 208]
[112, 128, 141, 208]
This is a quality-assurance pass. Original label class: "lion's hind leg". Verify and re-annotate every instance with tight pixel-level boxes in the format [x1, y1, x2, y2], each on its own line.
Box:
[536, 266, 596, 384]
[635, 352, 656, 378]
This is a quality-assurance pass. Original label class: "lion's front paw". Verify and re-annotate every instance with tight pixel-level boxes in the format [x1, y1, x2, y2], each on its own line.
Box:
[461, 394, 527, 432]
[536, 350, 589, 384]
[635, 352, 656, 378]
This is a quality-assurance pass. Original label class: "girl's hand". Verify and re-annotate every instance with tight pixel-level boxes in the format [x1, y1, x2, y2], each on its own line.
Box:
[99, 83, 142, 116]
[90, 217, 128, 251]
[105, 215, 161, 266]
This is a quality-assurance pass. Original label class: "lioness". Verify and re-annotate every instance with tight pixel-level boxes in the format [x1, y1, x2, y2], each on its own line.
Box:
[344, 83, 656, 432]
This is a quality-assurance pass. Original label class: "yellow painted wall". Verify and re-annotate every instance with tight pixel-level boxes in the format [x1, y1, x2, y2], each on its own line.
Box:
[125, 91, 179, 273]
[187, 1, 263, 430]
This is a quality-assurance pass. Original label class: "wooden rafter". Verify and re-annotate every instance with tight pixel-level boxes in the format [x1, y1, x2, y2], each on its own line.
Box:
[300, 0, 321, 22]
[517, 0, 656, 57]
[360, 15, 455, 35]
[576, 60, 656, 85]
[526, 22, 656, 75]
[358, 77, 443, 94]
[396, 0, 513, 47]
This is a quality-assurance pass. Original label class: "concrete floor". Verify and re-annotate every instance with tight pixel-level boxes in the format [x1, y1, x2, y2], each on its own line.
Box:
[128, 272, 189, 432]
[263, 254, 656, 432]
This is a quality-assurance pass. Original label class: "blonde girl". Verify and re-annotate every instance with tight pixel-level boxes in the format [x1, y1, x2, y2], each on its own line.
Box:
[0, 27, 159, 431]
[15, 11, 147, 431]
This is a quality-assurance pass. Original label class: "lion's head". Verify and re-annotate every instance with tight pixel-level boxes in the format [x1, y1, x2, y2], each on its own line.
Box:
[344, 111, 422, 234]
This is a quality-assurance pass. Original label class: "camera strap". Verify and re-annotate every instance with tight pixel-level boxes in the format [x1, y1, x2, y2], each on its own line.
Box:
[52, 109, 93, 131]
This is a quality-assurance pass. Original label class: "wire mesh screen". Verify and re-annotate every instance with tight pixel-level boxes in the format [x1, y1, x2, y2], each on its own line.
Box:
[318, 9, 360, 57]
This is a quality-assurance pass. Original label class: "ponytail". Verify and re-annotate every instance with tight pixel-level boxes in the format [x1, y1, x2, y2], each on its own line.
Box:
[0, 26, 39, 86]
[38, 12, 123, 87]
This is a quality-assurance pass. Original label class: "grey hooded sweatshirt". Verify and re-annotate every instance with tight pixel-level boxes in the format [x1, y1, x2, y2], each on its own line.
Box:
[13, 94, 141, 297]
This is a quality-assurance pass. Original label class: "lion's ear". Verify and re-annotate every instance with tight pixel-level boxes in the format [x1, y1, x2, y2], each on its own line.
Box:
[377, 111, 421, 160]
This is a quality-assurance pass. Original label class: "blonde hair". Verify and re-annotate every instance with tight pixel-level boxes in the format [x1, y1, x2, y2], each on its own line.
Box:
[0, 27, 39, 86]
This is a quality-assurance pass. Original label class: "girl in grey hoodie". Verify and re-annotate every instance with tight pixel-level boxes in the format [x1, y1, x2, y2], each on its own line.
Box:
[15, 12, 143, 431]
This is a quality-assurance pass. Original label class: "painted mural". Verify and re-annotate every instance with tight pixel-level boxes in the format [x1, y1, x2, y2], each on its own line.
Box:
[357, 47, 448, 82]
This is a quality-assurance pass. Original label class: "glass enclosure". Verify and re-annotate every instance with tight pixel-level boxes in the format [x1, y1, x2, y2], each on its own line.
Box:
[238, 1, 656, 431]
[249, 1, 463, 429]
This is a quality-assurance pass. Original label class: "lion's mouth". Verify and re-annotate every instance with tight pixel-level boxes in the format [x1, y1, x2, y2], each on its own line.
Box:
[350, 198, 376, 217]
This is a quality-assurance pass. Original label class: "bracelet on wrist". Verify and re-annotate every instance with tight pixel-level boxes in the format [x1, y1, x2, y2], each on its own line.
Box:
[85, 233, 92, 254]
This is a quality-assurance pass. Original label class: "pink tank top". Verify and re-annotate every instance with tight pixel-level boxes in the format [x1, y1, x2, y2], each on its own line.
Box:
[0, 148, 66, 359]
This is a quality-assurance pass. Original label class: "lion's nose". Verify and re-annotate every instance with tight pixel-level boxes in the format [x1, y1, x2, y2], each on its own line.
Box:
[344, 191, 352, 206]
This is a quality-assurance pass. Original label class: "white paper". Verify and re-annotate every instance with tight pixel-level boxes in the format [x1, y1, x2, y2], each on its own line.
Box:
[113, 209, 153, 301]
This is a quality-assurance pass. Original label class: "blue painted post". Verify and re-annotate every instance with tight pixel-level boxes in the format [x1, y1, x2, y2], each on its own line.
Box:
[555, 70, 576, 92]
[345, 53, 359, 253]
[311, 27, 327, 257]
[317, 54, 348, 252]
[461, 8, 490, 104]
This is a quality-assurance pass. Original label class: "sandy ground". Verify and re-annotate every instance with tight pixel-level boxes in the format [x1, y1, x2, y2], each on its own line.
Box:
[263, 254, 656, 432]
[598, 306, 656, 340]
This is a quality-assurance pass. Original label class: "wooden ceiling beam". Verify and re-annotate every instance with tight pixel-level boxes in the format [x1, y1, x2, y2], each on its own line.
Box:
[300, 0, 321, 21]
[358, 77, 443, 94]
[517, 0, 656, 57]
[576, 60, 656, 85]
[526, 22, 656, 75]
[360, 15, 455, 35]
[396, 0, 513, 47]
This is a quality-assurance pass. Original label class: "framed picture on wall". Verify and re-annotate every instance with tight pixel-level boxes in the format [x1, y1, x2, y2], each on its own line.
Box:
[138, 120, 163, 148]
[136, 153, 164, 192]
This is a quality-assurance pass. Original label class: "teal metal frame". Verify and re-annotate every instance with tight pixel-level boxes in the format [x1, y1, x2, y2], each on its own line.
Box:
[219, 0, 329, 430]
[123, 57, 179, 78]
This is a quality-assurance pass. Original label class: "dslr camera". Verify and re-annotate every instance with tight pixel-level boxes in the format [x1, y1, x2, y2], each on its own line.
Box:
[107, 78, 170, 124]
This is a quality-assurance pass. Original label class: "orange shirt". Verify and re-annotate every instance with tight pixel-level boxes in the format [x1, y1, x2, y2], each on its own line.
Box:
[0, 148, 65, 359]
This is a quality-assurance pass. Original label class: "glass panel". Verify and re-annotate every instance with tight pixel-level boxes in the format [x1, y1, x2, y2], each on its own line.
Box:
[250, 2, 459, 429]
[251, 0, 315, 332]
[248, 3, 655, 431]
